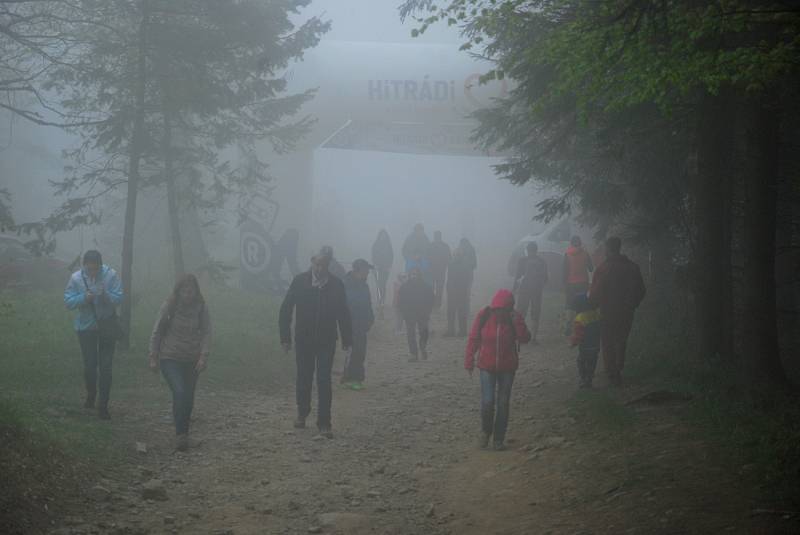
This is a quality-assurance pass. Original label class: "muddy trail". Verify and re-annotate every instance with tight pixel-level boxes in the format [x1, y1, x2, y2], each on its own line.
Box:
[48, 310, 792, 535]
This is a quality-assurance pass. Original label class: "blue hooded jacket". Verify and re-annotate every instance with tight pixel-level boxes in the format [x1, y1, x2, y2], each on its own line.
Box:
[64, 265, 124, 331]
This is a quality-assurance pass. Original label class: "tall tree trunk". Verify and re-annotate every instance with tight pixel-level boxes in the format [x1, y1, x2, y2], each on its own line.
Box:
[693, 92, 734, 361]
[742, 97, 789, 389]
[163, 109, 184, 281]
[119, 0, 149, 349]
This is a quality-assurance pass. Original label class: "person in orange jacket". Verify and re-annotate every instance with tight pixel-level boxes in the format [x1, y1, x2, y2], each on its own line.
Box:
[563, 235, 594, 307]
[589, 237, 646, 387]
[465, 289, 531, 451]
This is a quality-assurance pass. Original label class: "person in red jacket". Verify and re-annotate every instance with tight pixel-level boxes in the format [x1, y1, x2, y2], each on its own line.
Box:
[589, 237, 646, 387]
[465, 289, 531, 451]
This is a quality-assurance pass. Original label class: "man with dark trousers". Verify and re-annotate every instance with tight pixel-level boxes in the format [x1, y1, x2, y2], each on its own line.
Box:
[589, 237, 646, 387]
[279, 247, 352, 438]
[342, 259, 375, 390]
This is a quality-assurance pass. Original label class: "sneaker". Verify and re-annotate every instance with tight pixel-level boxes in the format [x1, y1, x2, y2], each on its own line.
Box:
[176, 434, 189, 452]
[317, 426, 334, 439]
[420, 348, 428, 361]
[97, 407, 111, 420]
[293, 417, 306, 429]
[493, 442, 507, 451]
[349, 382, 364, 391]
[478, 433, 490, 449]
[408, 354, 419, 363]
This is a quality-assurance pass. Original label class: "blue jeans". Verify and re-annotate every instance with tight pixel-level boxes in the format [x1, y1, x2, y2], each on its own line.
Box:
[295, 342, 336, 428]
[160, 359, 198, 435]
[480, 370, 516, 444]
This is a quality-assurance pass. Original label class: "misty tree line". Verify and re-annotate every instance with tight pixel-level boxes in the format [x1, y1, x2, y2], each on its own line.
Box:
[401, 0, 800, 390]
[1, 0, 328, 344]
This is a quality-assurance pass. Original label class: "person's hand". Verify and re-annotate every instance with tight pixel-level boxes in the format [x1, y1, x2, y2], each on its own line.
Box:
[281, 342, 292, 354]
[467, 368, 474, 379]
[195, 357, 207, 373]
[148, 354, 159, 373]
[342, 344, 351, 352]
[85, 291, 95, 304]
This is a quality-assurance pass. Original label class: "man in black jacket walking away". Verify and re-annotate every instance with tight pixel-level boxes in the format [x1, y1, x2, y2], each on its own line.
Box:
[279, 248, 352, 438]
[397, 267, 435, 362]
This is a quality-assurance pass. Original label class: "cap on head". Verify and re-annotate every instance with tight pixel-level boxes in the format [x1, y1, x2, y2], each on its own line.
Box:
[352, 258, 373, 273]
[606, 236, 622, 255]
[526, 241, 538, 253]
[434, 230, 442, 240]
[414, 223, 424, 233]
[570, 235, 582, 247]
[83, 249, 102, 266]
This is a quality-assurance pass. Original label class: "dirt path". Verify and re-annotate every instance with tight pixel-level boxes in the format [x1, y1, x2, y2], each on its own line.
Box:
[48, 309, 789, 535]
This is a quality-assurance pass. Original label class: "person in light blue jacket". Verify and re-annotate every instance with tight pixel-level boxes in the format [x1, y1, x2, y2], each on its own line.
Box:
[64, 250, 123, 419]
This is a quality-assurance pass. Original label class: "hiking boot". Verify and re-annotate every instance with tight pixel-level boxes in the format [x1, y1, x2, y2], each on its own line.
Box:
[478, 433, 490, 449]
[176, 434, 189, 452]
[420, 348, 429, 361]
[97, 407, 111, 420]
[493, 442, 507, 451]
[293, 417, 306, 429]
[83, 395, 95, 409]
[317, 426, 334, 439]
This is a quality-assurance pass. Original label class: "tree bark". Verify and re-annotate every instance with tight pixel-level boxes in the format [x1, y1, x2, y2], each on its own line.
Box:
[163, 109, 184, 281]
[693, 92, 734, 361]
[742, 97, 789, 389]
[119, 0, 149, 349]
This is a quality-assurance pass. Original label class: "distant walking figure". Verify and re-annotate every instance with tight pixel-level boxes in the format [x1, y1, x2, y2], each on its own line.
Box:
[589, 237, 645, 387]
[64, 250, 123, 420]
[397, 267, 435, 362]
[513, 241, 548, 343]
[279, 248, 352, 438]
[564, 235, 594, 307]
[148, 274, 212, 451]
[428, 230, 452, 309]
[371, 229, 394, 309]
[342, 259, 375, 390]
[445, 243, 473, 337]
[465, 289, 531, 451]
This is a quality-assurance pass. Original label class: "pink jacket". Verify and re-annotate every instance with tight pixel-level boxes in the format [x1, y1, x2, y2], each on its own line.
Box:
[465, 289, 531, 372]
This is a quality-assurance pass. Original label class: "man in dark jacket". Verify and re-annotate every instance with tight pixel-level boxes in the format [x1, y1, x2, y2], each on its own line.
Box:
[397, 267, 435, 362]
[279, 248, 353, 438]
[428, 230, 451, 309]
[342, 259, 375, 390]
[588, 237, 646, 387]
[445, 243, 473, 337]
[514, 241, 549, 343]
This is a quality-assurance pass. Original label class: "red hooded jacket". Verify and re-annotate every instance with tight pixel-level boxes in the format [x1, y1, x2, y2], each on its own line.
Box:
[465, 289, 531, 372]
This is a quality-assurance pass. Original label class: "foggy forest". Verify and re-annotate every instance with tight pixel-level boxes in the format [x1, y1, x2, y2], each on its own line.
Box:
[1, 1, 799, 534]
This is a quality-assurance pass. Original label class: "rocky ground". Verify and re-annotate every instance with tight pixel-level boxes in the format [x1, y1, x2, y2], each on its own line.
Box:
[44, 310, 798, 535]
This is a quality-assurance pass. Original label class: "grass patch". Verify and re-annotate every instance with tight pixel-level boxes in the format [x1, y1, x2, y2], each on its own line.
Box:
[0, 399, 91, 534]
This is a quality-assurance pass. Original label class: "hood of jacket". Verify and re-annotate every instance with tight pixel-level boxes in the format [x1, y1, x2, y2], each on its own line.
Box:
[490, 289, 514, 309]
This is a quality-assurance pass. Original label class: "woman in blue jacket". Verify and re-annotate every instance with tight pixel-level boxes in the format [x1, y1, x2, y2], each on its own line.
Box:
[64, 250, 123, 419]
